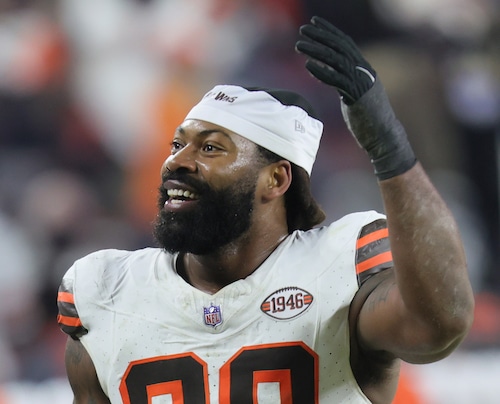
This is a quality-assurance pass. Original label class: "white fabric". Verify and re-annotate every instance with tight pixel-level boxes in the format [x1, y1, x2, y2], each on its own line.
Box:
[62, 210, 386, 403]
[185, 85, 324, 175]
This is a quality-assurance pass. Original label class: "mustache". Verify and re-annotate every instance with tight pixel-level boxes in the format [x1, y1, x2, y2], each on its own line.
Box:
[159, 170, 211, 204]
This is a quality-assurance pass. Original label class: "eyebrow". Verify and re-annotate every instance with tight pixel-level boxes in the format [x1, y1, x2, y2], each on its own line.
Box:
[176, 125, 233, 141]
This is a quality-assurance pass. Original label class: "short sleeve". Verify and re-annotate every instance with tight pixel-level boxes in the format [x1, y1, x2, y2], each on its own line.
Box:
[57, 265, 88, 340]
[355, 218, 393, 285]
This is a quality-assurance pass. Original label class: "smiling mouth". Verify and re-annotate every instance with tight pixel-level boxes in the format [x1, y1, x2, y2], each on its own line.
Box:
[166, 189, 199, 204]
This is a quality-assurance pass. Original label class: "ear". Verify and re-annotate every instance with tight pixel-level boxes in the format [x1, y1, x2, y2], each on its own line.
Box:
[261, 160, 292, 202]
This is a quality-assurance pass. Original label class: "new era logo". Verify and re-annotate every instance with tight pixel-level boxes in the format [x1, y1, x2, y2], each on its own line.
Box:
[295, 120, 305, 133]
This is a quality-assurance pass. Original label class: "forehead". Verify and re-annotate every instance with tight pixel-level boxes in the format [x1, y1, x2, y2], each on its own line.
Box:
[177, 119, 257, 149]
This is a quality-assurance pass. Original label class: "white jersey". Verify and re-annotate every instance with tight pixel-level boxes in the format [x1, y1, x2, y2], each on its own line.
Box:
[58, 211, 392, 403]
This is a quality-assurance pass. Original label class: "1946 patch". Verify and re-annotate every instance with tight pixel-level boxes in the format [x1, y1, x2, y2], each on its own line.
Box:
[261, 287, 313, 320]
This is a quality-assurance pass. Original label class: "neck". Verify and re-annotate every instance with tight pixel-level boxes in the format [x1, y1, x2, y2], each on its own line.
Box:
[177, 227, 288, 294]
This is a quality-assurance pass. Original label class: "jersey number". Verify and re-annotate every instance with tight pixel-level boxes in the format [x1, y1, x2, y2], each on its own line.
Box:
[119, 342, 318, 403]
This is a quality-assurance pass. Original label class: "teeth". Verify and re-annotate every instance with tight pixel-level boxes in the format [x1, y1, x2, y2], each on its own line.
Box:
[167, 189, 198, 200]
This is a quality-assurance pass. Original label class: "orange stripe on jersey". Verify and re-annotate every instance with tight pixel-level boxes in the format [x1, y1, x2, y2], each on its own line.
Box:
[356, 228, 389, 249]
[146, 380, 183, 402]
[57, 291, 75, 304]
[253, 369, 292, 403]
[57, 314, 82, 327]
[356, 251, 393, 274]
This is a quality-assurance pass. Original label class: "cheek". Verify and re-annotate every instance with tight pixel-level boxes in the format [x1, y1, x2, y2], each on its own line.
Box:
[202, 149, 259, 187]
[202, 164, 246, 190]
[221, 142, 260, 176]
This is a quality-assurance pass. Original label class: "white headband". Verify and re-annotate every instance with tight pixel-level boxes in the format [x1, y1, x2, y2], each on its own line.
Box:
[184, 85, 323, 175]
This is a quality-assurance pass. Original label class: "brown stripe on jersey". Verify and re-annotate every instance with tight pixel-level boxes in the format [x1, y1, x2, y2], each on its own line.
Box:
[57, 278, 88, 339]
[356, 219, 393, 285]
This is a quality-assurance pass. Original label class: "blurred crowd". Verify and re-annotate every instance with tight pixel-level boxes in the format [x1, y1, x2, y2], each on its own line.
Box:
[0, 0, 498, 402]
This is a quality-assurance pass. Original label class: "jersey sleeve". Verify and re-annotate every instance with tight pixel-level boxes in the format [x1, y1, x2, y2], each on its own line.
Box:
[57, 266, 88, 340]
[355, 218, 393, 285]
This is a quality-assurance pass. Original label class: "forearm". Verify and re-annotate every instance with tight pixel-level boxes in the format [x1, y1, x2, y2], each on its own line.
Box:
[380, 163, 474, 340]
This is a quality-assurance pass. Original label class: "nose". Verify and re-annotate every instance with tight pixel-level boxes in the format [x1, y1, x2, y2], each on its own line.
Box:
[161, 145, 198, 177]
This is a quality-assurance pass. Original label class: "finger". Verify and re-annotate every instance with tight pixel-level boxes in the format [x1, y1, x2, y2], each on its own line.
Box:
[304, 60, 354, 99]
[299, 24, 353, 61]
[310, 16, 359, 50]
[296, 40, 354, 77]
[310, 16, 348, 38]
[310, 16, 339, 33]
[309, 17, 364, 60]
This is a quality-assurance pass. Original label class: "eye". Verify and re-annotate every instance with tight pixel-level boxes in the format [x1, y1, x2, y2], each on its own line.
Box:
[170, 140, 184, 154]
[202, 143, 221, 152]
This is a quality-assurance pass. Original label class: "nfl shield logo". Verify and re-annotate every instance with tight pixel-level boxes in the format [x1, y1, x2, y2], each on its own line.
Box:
[203, 304, 222, 327]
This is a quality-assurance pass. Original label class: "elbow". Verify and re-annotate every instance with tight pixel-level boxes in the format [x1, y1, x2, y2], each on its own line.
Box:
[406, 305, 475, 365]
[428, 294, 475, 358]
[450, 286, 476, 341]
[432, 265, 476, 350]
[444, 307, 475, 349]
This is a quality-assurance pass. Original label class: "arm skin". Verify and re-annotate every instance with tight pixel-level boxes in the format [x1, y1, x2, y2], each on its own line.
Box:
[355, 162, 475, 364]
[296, 19, 474, 357]
[65, 337, 111, 404]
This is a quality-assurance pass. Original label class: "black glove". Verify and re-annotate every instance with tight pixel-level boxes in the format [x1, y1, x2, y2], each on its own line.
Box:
[296, 16, 375, 105]
[296, 16, 417, 180]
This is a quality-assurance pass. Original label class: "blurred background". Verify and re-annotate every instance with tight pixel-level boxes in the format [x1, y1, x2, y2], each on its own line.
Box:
[0, 0, 498, 403]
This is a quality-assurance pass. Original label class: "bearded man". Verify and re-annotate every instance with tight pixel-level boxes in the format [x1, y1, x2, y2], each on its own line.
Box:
[57, 17, 474, 404]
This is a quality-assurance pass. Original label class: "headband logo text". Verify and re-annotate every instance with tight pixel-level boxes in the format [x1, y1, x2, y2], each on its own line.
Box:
[204, 91, 238, 103]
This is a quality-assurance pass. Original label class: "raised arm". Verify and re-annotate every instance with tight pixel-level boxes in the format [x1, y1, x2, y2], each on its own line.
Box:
[296, 17, 474, 364]
[368, 162, 473, 362]
[65, 337, 111, 404]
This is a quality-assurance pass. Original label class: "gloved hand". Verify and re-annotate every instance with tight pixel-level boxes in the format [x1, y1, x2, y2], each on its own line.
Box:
[295, 16, 375, 105]
[296, 16, 417, 180]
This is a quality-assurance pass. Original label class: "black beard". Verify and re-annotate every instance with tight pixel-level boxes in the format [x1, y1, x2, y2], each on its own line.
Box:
[153, 171, 258, 255]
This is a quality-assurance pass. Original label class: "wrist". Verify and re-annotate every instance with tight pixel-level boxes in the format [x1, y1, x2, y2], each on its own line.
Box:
[370, 137, 417, 180]
[341, 80, 417, 180]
